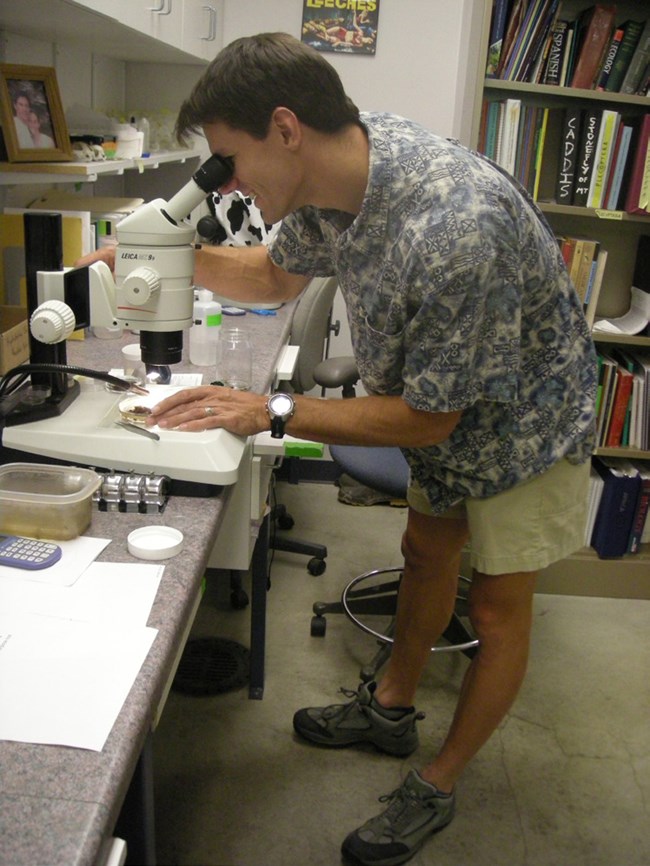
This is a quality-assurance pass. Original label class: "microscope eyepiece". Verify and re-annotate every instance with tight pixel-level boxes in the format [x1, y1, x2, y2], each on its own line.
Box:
[193, 154, 234, 193]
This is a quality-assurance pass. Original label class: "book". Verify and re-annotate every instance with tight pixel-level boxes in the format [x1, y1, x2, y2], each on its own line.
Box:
[595, 27, 624, 90]
[497, 0, 528, 77]
[501, 98, 522, 175]
[615, 116, 643, 209]
[559, 20, 577, 84]
[574, 238, 600, 303]
[517, 0, 562, 83]
[620, 19, 650, 94]
[584, 248, 608, 326]
[590, 457, 642, 558]
[532, 107, 550, 200]
[519, 105, 541, 192]
[605, 123, 634, 209]
[502, 0, 550, 80]
[569, 237, 585, 291]
[555, 106, 582, 204]
[605, 364, 635, 447]
[585, 464, 605, 546]
[600, 119, 625, 207]
[543, 18, 570, 84]
[572, 107, 601, 205]
[587, 109, 620, 208]
[529, 5, 561, 83]
[605, 18, 646, 92]
[482, 100, 501, 160]
[570, 4, 617, 90]
[596, 352, 618, 444]
[627, 461, 650, 552]
[486, 0, 513, 77]
[559, 234, 578, 269]
[624, 113, 650, 214]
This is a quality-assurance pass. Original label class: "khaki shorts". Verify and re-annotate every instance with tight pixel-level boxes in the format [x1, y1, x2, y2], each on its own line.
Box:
[407, 458, 591, 575]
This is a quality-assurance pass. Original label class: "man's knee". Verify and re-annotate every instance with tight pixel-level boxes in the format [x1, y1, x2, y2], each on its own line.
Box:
[467, 572, 536, 647]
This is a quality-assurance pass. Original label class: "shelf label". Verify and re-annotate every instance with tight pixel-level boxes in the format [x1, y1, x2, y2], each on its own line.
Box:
[594, 209, 623, 220]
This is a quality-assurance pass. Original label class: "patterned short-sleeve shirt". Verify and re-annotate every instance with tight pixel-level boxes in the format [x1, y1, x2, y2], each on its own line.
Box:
[269, 112, 597, 513]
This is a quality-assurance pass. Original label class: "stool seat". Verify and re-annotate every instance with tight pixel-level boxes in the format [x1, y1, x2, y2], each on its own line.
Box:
[330, 445, 408, 499]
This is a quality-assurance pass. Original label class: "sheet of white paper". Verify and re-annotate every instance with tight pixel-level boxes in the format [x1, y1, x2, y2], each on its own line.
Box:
[0, 537, 110, 587]
[593, 286, 650, 335]
[170, 372, 203, 386]
[0, 562, 163, 627]
[0, 613, 157, 751]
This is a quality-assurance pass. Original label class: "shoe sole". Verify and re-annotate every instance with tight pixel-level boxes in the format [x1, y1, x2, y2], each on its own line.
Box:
[341, 814, 454, 866]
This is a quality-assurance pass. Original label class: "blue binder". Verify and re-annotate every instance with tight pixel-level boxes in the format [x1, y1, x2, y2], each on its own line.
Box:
[591, 458, 642, 558]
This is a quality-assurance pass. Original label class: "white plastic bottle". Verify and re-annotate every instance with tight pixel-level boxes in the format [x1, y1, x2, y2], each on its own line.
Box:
[189, 289, 222, 366]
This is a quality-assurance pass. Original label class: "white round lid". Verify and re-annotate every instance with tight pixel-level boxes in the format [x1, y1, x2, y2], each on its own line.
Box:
[127, 525, 184, 560]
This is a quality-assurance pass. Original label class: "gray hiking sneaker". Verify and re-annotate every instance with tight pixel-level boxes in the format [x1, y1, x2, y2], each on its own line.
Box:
[292, 682, 423, 757]
[341, 769, 455, 866]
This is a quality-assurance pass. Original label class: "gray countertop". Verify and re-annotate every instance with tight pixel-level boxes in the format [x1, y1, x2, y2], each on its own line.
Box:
[0, 300, 296, 866]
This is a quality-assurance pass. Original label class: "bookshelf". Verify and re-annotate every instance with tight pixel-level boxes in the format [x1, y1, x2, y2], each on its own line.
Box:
[473, 0, 650, 598]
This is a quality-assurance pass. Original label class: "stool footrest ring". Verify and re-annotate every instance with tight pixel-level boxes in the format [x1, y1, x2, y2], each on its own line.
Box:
[341, 567, 479, 655]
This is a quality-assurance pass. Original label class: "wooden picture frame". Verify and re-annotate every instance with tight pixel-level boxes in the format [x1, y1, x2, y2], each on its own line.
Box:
[0, 63, 73, 163]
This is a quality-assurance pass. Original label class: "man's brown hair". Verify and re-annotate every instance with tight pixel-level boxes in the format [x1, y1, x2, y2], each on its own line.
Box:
[175, 32, 361, 144]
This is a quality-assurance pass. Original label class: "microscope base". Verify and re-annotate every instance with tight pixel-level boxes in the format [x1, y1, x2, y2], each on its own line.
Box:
[0, 380, 80, 428]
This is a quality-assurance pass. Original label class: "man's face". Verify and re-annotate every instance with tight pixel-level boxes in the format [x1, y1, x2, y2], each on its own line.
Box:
[202, 119, 301, 226]
[14, 96, 31, 122]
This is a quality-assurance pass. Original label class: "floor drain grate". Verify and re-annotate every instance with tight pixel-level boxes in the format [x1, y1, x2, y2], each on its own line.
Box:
[172, 637, 250, 695]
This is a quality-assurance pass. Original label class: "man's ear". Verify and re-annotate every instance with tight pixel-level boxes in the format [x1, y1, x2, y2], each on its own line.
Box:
[271, 107, 302, 149]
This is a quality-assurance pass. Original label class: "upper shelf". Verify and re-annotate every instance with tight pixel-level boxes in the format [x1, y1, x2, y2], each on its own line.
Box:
[0, 149, 203, 185]
[482, 78, 650, 107]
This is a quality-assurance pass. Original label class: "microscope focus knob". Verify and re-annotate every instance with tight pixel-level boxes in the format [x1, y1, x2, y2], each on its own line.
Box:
[122, 266, 160, 305]
[30, 300, 76, 344]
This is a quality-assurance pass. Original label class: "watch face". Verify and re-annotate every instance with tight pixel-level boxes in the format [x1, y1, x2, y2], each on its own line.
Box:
[270, 394, 293, 416]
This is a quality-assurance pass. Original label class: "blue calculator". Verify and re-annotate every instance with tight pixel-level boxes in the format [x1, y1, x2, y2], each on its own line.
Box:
[0, 534, 62, 570]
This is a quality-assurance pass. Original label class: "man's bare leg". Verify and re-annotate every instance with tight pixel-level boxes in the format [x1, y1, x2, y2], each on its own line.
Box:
[374, 508, 537, 793]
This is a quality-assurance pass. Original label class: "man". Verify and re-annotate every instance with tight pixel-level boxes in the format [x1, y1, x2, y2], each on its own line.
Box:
[82, 33, 597, 866]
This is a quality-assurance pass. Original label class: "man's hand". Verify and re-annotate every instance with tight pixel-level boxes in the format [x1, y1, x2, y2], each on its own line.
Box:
[74, 246, 116, 272]
[146, 385, 270, 437]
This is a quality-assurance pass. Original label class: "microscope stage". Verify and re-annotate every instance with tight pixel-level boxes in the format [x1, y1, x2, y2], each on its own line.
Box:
[0, 383, 246, 485]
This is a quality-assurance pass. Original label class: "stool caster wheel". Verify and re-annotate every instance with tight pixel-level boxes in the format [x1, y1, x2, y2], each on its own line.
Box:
[308, 557, 326, 576]
[230, 588, 249, 610]
[311, 615, 327, 637]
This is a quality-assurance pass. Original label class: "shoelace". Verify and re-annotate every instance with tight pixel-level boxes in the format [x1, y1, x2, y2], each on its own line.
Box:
[321, 686, 366, 720]
[377, 785, 435, 832]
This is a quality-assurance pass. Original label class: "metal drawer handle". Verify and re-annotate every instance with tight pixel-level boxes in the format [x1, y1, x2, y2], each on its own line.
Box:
[202, 4, 217, 40]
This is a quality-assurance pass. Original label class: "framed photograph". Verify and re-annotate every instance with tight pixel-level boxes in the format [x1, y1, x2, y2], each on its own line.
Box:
[301, 0, 380, 55]
[0, 63, 73, 163]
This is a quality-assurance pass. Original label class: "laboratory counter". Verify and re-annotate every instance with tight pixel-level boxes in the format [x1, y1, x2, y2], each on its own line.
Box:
[0, 299, 297, 866]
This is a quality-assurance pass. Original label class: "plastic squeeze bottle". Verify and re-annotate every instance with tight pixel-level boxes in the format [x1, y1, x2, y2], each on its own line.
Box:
[189, 289, 222, 366]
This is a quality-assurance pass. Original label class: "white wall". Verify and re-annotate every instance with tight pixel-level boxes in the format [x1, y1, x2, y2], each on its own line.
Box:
[1, 0, 484, 384]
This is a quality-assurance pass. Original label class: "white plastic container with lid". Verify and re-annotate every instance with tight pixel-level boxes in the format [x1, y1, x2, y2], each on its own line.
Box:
[189, 289, 222, 367]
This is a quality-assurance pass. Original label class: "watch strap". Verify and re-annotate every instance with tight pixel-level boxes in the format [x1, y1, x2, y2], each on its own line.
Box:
[270, 414, 286, 439]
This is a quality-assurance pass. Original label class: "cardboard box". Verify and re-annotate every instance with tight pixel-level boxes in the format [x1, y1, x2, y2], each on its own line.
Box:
[0, 306, 29, 375]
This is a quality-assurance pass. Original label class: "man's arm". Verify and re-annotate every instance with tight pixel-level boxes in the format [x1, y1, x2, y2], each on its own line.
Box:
[193, 244, 309, 304]
[74, 242, 310, 305]
[149, 386, 462, 450]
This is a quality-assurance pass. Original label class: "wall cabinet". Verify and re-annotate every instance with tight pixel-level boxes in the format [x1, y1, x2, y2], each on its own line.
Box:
[473, 0, 650, 596]
[0, 0, 220, 64]
[67, 0, 222, 62]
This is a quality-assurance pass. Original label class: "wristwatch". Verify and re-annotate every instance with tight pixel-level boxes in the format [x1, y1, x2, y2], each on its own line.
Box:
[266, 392, 295, 439]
